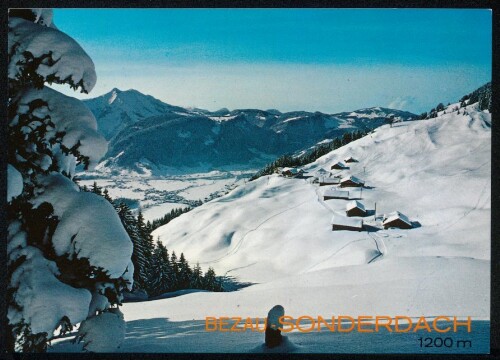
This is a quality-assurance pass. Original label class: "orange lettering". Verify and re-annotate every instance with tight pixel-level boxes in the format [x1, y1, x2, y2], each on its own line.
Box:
[254, 317, 267, 333]
[219, 317, 230, 332]
[357, 316, 374, 333]
[375, 316, 393, 332]
[230, 317, 242, 332]
[205, 317, 217, 331]
[338, 316, 355, 332]
[433, 316, 451, 333]
[453, 316, 472, 333]
[296, 316, 316, 333]
[243, 317, 255, 332]
[413, 316, 431, 332]
[395, 316, 412, 332]
[279, 315, 295, 333]
[317, 316, 335, 332]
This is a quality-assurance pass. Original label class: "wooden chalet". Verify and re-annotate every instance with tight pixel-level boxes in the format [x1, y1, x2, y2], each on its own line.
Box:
[281, 167, 303, 178]
[382, 211, 412, 229]
[331, 214, 363, 231]
[340, 175, 365, 188]
[346, 200, 367, 217]
[330, 162, 348, 170]
[323, 189, 350, 200]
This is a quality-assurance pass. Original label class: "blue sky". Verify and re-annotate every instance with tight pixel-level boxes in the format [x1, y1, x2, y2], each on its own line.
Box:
[53, 8, 491, 114]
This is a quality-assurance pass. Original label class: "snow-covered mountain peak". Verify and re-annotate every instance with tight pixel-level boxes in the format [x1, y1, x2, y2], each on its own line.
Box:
[108, 89, 118, 104]
[84, 88, 190, 140]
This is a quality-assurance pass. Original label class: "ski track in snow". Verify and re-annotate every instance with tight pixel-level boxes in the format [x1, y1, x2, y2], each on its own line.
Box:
[302, 237, 369, 273]
[201, 199, 311, 265]
[421, 176, 490, 236]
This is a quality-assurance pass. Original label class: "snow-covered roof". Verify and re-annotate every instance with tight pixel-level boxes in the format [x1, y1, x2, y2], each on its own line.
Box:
[340, 175, 365, 185]
[346, 200, 365, 212]
[282, 167, 301, 174]
[331, 214, 363, 228]
[331, 161, 347, 168]
[344, 156, 357, 162]
[382, 211, 411, 226]
[324, 189, 349, 198]
[316, 168, 329, 174]
[320, 177, 340, 184]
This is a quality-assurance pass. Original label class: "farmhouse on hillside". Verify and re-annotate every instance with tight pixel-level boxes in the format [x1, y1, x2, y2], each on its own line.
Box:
[382, 211, 413, 229]
[323, 189, 350, 200]
[340, 175, 365, 188]
[346, 200, 367, 217]
[281, 167, 303, 178]
[331, 162, 348, 170]
[331, 214, 363, 231]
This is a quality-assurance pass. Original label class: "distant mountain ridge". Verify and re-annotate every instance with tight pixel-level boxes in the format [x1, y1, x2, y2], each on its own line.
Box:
[84, 89, 417, 171]
[83, 88, 192, 140]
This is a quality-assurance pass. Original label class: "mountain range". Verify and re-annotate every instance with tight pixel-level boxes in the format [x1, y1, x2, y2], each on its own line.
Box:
[84, 89, 417, 171]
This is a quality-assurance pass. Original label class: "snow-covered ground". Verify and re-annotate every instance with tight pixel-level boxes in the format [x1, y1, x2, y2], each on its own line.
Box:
[154, 104, 490, 285]
[78, 169, 253, 221]
[53, 103, 490, 353]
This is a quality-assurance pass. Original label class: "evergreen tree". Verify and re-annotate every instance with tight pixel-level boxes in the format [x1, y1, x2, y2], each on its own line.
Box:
[148, 241, 172, 296]
[91, 181, 102, 196]
[436, 103, 445, 112]
[7, 9, 132, 351]
[136, 212, 154, 264]
[203, 267, 223, 292]
[156, 242, 172, 292]
[102, 188, 113, 203]
[190, 262, 204, 289]
[170, 251, 180, 290]
[178, 253, 192, 289]
[116, 203, 148, 290]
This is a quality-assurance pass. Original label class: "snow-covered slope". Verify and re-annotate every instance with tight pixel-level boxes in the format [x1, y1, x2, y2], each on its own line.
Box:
[151, 102, 490, 318]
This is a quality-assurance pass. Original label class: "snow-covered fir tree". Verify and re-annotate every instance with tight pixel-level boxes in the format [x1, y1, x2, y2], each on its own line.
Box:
[83, 182, 227, 298]
[7, 8, 133, 352]
[148, 241, 172, 296]
[177, 253, 192, 289]
[115, 202, 148, 290]
[190, 263, 204, 289]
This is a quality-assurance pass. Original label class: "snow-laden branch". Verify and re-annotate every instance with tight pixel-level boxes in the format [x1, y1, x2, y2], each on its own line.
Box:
[8, 245, 92, 335]
[30, 173, 134, 279]
[15, 86, 107, 173]
[8, 17, 96, 93]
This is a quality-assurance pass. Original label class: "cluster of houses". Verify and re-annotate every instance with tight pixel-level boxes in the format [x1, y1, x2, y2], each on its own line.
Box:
[276, 156, 414, 232]
[319, 156, 413, 232]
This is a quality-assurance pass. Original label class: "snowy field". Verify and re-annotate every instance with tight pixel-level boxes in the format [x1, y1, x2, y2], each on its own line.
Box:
[51, 318, 489, 353]
[53, 104, 490, 353]
[78, 170, 254, 221]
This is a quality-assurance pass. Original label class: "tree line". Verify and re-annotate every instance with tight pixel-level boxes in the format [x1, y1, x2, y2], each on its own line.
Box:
[418, 82, 491, 120]
[249, 130, 369, 181]
[82, 182, 224, 297]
